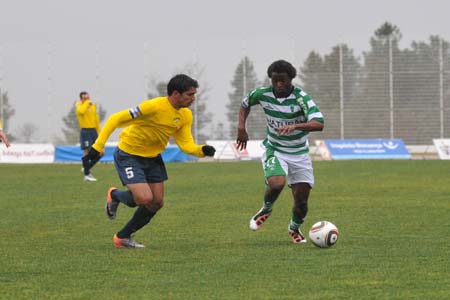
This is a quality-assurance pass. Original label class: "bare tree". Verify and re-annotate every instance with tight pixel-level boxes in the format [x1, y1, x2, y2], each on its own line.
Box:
[61, 104, 107, 145]
[147, 64, 213, 143]
[0, 91, 16, 141]
[16, 122, 39, 143]
[147, 79, 167, 99]
[177, 63, 213, 143]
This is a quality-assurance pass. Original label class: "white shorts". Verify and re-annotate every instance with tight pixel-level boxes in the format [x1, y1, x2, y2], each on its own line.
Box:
[261, 150, 314, 187]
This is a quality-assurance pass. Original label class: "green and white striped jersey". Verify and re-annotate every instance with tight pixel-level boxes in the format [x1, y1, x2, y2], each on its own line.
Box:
[242, 86, 324, 155]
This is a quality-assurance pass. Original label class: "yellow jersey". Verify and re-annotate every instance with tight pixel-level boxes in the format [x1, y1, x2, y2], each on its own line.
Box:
[0, 118, 3, 129]
[92, 97, 205, 158]
[75, 100, 101, 132]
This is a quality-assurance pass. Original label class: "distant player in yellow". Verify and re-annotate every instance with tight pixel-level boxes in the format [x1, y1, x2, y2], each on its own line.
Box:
[75, 91, 102, 181]
[0, 119, 11, 147]
[84, 74, 216, 248]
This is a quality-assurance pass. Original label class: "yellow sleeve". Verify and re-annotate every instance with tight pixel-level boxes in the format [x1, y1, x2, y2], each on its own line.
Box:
[91, 110, 134, 151]
[173, 111, 205, 157]
[76, 100, 91, 115]
[92, 102, 152, 151]
[0, 119, 3, 129]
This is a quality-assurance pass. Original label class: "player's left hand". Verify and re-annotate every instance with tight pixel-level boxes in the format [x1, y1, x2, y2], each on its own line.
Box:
[276, 125, 296, 136]
[202, 145, 216, 157]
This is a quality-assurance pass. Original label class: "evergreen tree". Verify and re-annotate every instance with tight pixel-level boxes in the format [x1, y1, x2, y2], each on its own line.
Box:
[61, 103, 107, 144]
[299, 46, 360, 139]
[393, 35, 450, 143]
[226, 57, 265, 140]
[299, 51, 325, 98]
[0, 91, 15, 132]
[61, 105, 79, 144]
[355, 22, 402, 139]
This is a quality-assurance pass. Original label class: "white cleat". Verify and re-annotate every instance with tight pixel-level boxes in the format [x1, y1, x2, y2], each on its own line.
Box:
[84, 173, 97, 182]
[114, 234, 145, 248]
[249, 207, 271, 231]
[288, 226, 307, 244]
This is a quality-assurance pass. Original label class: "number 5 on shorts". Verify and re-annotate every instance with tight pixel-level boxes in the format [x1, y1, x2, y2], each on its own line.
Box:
[125, 167, 134, 179]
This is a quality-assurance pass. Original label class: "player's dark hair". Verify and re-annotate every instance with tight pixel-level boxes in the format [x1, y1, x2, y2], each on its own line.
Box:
[267, 60, 297, 79]
[167, 74, 199, 96]
[79, 91, 88, 99]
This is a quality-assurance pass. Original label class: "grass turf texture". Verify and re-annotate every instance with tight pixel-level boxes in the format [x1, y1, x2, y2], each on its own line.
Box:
[0, 160, 449, 300]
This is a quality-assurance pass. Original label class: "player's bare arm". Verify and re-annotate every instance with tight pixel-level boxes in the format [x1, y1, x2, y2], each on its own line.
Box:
[236, 106, 250, 150]
[276, 119, 324, 136]
[0, 129, 11, 147]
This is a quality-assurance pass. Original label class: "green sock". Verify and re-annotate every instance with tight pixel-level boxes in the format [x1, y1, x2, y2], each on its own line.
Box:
[289, 215, 304, 230]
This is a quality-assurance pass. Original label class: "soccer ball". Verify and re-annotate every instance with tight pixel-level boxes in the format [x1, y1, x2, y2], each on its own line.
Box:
[309, 221, 339, 248]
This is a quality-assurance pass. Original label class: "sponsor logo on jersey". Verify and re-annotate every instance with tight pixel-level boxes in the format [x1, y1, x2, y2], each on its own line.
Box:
[173, 117, 181, 129]
[267, 116, 306, 129]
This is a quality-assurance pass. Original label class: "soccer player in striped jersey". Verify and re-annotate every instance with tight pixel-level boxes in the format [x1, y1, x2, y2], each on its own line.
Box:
[236, 60, 324, 244]
[0, 119, 11, 147]
[84, 74, 216, 248]
[76, 91, 103, 182]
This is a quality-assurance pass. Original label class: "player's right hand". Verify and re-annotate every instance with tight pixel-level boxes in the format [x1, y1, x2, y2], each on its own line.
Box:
[236, 128, 248, 151]
[202, 145, 216, 157]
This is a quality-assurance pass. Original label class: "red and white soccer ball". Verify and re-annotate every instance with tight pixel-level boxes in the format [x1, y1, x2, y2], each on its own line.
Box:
[309, 221, 339, 248]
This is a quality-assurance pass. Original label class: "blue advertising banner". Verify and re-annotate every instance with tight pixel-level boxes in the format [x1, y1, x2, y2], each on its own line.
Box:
[54, 145, 198, 163]
[325, 139, 411, 160]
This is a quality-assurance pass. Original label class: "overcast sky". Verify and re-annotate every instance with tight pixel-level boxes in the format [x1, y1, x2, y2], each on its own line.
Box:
[1, 0, 449, 142]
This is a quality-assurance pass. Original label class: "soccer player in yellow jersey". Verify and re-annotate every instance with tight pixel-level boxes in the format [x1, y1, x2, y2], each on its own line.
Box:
[84, 74, 216, 248]
[75, 91, 102, 181]
[0, 119, 11, 147]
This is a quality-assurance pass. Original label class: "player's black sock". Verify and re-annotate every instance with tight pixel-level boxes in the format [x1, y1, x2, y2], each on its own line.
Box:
[117, 206, 156, 238]
[82, 156, 90, 175]
[112, 190, 137, 207]
[87, 155, 101, 171]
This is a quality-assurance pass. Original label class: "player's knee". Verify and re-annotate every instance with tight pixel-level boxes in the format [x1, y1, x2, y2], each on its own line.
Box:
[269, 180, 285, 191]
[134, 194, 153, 206]
[145, 198, 163, 211]
[293, 190, 307, 201]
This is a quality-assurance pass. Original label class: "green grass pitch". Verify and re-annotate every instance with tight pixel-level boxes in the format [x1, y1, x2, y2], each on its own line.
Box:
[0, 160, 449, 299]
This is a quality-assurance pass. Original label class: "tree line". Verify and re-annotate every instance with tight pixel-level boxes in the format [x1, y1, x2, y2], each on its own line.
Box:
[2, 22, 448, 144]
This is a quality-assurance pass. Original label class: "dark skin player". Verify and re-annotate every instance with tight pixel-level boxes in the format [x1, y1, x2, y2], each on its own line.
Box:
[237, 71, 323, 231]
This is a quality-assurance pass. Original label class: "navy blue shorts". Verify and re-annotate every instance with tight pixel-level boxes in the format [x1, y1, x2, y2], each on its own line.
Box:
[114, 148, 168, 185]
[80, 128, 98, 150]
